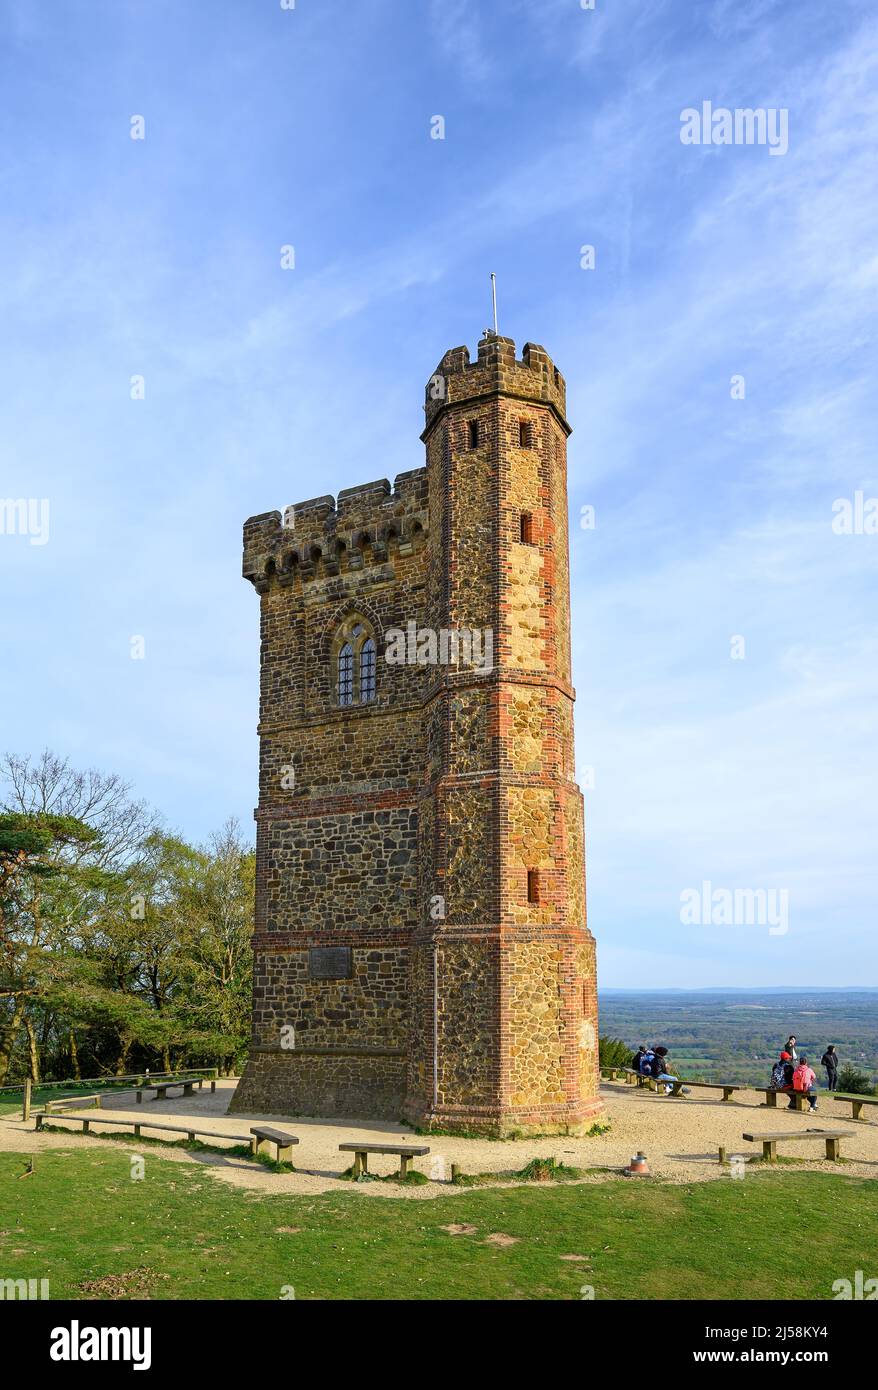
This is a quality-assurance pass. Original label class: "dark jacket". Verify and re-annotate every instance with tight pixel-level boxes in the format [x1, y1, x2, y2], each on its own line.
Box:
[650, 1052, 670, 1078]
[821, 1051, 838, 1074]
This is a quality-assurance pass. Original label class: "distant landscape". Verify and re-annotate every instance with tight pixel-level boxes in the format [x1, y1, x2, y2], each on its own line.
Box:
[598, 989, 878, 1089]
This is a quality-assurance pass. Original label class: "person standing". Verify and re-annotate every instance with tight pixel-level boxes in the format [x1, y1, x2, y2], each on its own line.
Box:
[821, 1045, 839, 1091]
[784, 1036, 798, 1062]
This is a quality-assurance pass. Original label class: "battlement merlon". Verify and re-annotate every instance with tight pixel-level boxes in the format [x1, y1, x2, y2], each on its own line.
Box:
[422, 336, 570, 438]
[242, 467, 429, 589]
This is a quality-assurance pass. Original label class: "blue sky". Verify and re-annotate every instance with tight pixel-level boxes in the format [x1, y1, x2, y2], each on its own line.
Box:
[1, 0, 876, 987]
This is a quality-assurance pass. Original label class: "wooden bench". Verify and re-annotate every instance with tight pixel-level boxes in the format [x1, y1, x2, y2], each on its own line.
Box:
[44, 1093, 102, 1113]
[830, 1094, 878, 1122]
[251, 1126, 299, 1163]
[135, 1077, 204, 1103]
[621, 1068, 688, 1096]
[644, 1076, 686, 1096]
[339, 1141, 430, 1179]
[622, 1067, 650, 1088]
[742, 1128, 854, 1162]
[685, 1081, 744, 1103]
[759, 1088, 817, 1112]
[35, 1111, 257, 1151]
[789, 1090, 817, 1114]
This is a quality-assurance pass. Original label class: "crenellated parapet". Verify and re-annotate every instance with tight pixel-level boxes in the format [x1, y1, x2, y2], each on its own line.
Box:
[243, 468, 429, 592]
[423, 334, 568, 437]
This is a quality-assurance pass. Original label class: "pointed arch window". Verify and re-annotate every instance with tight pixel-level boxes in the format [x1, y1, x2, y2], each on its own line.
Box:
[333, 616, 377, 707]
[337, 643, 354, 706]
[360, 637, 376, 703]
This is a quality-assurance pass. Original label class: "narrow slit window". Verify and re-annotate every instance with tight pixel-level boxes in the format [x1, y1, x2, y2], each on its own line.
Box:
[359, 637, 376, 703]
[520, 512, 534, 544]
[468, 419, 480, 449]
[337, 643, 354, 706]
[519, 420, 533, 448]
[527, 869, 540, 904]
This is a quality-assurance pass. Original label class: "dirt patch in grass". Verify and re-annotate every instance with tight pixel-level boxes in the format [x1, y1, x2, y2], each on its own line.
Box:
[79, 1267, 170, 1299]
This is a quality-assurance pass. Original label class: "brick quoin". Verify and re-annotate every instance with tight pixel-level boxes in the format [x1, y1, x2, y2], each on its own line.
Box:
[230, 334, 601, 1135]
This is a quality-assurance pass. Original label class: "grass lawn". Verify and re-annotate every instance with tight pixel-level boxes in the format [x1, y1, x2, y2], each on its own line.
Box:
[1, 1148, 875, 1300]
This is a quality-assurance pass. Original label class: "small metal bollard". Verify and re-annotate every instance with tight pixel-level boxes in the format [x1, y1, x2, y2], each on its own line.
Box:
[624, 1150, 650, 1177]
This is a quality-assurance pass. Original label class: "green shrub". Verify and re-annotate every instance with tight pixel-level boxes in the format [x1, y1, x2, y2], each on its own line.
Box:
[837, 1063, 877, 1096]
[599, 1036, 633, 1068]
[516, 1156, 581, 1182]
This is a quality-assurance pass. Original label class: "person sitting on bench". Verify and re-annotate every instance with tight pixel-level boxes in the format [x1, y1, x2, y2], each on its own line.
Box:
[650, 1046, 679, 1095]
[770, 1050, 794, 1097]
[637, 1046, 655, 1077]
[631, 1045, 649, 1075]
[791, 1054, 817, 1112]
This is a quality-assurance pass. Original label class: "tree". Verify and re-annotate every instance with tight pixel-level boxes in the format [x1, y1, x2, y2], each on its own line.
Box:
[837, 1063, 876, 1096]
[172, 820, 254, 1071]
[0, 752, 255, 1083]
[0, 810, 101, 1082]
[1, 750, 159, 869]
[599, 1036, 634, 1068]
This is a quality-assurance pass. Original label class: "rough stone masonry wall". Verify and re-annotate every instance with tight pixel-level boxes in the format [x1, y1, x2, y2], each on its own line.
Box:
[260, 807, 418, 934]
[550, 423, 572, 684]
[436, 938, 497, 1108]
[508, 686, 545, 775]
[233, 1050, 407, 1119]
[443, 786, 494, 924]
[406, 337, 600, 1134]
[508, 938, 565, 1109]
[234, 337, 601, 1132]
[231, 471, 434, 1119]
[437, 420, 494, 639]
[505, 416, 549, 671]
[506, 785, 556, 926]
[252, 947, 408, 1052]
[563, 789, 587, 927]
[574, 936, 599, 1103]
[259, 707, 424, 800]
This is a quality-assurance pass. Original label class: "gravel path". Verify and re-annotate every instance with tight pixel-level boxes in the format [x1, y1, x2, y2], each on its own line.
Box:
[2, 1078, 875, 1199]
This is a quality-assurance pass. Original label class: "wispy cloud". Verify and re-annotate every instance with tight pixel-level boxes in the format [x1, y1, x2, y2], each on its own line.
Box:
[429, 0, 494, 83]
[1, 0, 875, 986]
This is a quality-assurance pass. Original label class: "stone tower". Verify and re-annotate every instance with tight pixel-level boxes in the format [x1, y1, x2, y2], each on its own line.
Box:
[230, 334, 600, 1136]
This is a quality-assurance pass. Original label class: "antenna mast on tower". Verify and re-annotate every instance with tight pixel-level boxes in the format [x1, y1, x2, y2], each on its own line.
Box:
[485, 272, 498, 337]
